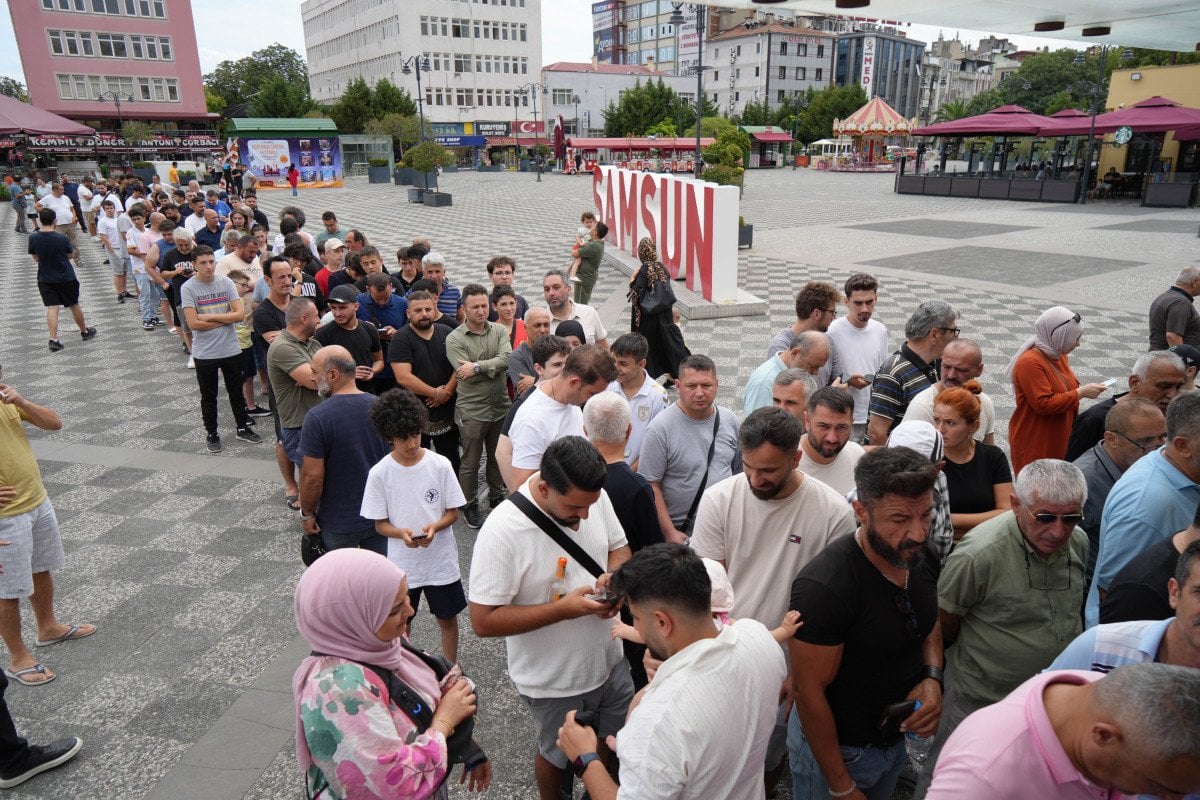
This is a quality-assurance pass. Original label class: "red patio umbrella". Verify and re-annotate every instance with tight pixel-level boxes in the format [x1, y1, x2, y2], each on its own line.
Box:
[0, 94, 93, 136]
[912, 105, 1056, 137]
[1037, 96, 1200, 136]
[1174, 125, 1200, 141]
[1048, 108, 1089, 118]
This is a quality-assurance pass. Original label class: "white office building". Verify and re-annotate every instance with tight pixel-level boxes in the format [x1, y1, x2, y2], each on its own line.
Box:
[704, 20, 836, 117]
[301, 0, 543, 126]
[541, 61, 695, 136]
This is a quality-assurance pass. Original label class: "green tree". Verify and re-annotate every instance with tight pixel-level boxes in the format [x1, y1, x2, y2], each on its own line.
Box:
[370, 78, 416, 119]
[602, 78, 717, 137]
[329, 77, 373, 134]
[645, 120, 677, 138]
[121, 121, 155, 149]
[0, 77, 29, 102]
[735, 98, 774, 126]
[789, 84, 868, 143]
[406, 141, 455, 172]
[250, 74, 314, 118]
[1042, 90, 1079, 115]
[700, 125, 750, 187]
[682, 116, 741, 139]
[365, 113, 430, 159]
[933, 99, 972, 123]
[204, 87, 225, 115]
[204, 44, 311, 109]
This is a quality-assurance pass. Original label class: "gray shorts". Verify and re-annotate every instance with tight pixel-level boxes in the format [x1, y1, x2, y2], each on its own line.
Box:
[518, 660, 633, 768]
[0, 499, 66, 599]
[112, 255, 131, 276]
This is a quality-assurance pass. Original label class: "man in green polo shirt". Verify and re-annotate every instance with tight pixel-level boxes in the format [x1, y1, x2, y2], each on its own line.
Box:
[912, 458, 1088, 799]
[446, 283, 512, 529]
[266, 297, 322, 468]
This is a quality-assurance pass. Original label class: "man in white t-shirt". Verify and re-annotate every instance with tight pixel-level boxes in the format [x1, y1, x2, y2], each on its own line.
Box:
[544, 269, 609, 348]
[506, 344, 617, 491]
[902, 338, 996, 444]
[799, 386, 867, 496]
[558, 544, 788, 800]
[690, 406, 856, 795]
[95, 200, 132, 305]
[77, 177, 97, 239]
[216, 233, 263, 286]
[124, 207, 162, 331]
[606, 333, 668, 468]
[469, 436, 633, 800]
[35, 183, 78, 257]
[825, 273, 890, 442]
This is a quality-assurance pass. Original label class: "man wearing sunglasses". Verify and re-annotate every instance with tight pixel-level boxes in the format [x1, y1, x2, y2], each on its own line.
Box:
[911, 459, 1088, 800]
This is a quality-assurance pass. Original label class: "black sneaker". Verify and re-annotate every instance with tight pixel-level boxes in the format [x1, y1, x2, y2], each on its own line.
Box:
[48, 339, 63, 352]
[142, 321, 156, 331]
[246, 405, 273, 417]
[80, 327, 97, 341]
[206, 434, 222, 453]
[120, 291, 137, 299]
[0, 736, 83, 789]
[243, 417, 256, 427]
[116, 293, 125, 304]
[235, 427, 262, 444]
[463, 504, 483, 530]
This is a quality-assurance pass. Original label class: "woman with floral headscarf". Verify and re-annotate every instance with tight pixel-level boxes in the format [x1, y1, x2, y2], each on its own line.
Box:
[628, 236, 690, 381]
[1006, 306, 1109, 475]
[293, 549, 490, 799]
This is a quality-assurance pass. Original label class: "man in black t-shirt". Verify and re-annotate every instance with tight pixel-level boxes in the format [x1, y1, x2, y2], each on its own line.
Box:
[388, 290, 459, 475]
[28, 208, 95, 352]
[253, 256, 301, 509]
[1102, 504, 1200, 624]
[314, 285, 383, 393]
[787, 446, 944, 800]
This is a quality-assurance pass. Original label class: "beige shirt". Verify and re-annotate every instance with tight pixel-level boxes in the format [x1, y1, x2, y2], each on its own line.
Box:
[799, 441, 866, 497]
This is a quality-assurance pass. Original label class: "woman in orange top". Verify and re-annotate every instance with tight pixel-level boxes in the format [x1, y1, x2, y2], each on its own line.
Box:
[1006, 306, 1108, 475]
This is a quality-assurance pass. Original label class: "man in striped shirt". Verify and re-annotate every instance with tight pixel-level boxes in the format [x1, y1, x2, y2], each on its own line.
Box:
[866, 300, 959, 445]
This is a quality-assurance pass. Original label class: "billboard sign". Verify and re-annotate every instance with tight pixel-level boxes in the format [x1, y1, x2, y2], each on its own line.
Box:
[860, 36, 877, 96]
[234, 136, 343, 189]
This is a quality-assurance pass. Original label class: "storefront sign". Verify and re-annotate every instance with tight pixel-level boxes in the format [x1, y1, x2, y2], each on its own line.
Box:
[435, 135, 486, 147]
[431, 123, 466, 137]
[592, 166, 738, 303]
[476, 122, 510, 136]
[234, 136, 343, 189]
[860, 37, 876, 96]
[27, 132, 220, 150]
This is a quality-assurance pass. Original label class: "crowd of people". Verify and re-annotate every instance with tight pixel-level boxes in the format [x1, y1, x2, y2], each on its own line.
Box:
[4, 170, 1200, 799]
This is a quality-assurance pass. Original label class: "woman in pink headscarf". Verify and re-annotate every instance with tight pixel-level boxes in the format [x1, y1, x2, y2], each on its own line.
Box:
[1006, 306, 1109, 475]
[293, 550, 490, 799]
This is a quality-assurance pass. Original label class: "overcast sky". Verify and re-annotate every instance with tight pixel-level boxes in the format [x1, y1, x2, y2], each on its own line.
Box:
[0, 0, 1080, 86]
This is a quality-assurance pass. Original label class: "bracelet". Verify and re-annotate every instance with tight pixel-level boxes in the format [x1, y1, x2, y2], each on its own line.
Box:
[298, 510, 315, 521]
[433, 719, 454, 736]
[922, 664, 945, 690]
[829, 781, 857, 798]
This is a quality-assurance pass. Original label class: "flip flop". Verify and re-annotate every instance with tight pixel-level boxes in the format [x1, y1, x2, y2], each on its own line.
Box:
[286, 495, 301, 511]
[4, 664, 55, 686]
[35, 623, 96, 647]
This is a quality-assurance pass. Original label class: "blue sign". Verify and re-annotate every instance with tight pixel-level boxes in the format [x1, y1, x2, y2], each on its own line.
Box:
[435, 136, 487, 147]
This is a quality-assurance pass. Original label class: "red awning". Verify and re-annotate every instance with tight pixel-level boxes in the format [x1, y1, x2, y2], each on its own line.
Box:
[0, 94, 93, 136]
[1036, 96, 1200, 136]
[752, 131, 796, 143]
[913, 104, 1055, 137]
[566, 137, 715, 150]
[486, 137, 516, 146]
[515, 135, 550, 146]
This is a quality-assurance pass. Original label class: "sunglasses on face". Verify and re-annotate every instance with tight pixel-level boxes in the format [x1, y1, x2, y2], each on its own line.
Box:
[1028, 511, 1084, 526]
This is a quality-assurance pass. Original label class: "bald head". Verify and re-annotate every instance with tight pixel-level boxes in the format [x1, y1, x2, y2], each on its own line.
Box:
[940, 338, 984, 388]
[788, 331, 830, 375]
[312, 345, 358, 396]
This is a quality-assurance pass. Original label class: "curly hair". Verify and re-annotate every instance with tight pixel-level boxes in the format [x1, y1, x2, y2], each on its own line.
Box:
[369, 389, 429, 440]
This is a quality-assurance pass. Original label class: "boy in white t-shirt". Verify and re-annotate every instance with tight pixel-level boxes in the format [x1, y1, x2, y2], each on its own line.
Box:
[360, 388, 467, 662]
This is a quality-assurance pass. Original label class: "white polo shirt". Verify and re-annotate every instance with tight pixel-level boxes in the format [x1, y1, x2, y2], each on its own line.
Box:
[607, 370, 668, 464]
[903, 383, 997, 442]
[38, 193, 75, 225]
[551, 300, 608, 344]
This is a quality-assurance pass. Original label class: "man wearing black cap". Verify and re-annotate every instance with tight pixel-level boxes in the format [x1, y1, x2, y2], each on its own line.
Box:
[314, 285, 384, 393]
[1170, 344, 1200, 392]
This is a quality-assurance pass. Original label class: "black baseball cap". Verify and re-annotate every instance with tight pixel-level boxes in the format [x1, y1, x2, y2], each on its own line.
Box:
[1169, 344, 1200, 370]
[327, 285, 360, 305]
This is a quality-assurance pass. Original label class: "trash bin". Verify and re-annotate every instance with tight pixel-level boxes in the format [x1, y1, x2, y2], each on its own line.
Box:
[795, 154, 810, 168]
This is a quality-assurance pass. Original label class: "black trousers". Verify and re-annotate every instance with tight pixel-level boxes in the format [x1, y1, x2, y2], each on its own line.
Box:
[194, 352, 249, 435]
[423, 423, 461, 480]
[0, 672, 30, 772]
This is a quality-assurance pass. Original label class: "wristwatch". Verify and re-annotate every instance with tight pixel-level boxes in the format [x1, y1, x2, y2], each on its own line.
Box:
[922, 664, 945, 690]
[472, 363, 481, 375]
[572, 751, 600, 777]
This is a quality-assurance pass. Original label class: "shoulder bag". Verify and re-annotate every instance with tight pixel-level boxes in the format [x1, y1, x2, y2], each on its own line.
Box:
[680, 410, 722, 536]
[638, 275, 675, 317]
[509, 492, 605, 579]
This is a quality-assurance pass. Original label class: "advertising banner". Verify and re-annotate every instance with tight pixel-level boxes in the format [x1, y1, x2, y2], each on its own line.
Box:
[233, 136, 343, 189]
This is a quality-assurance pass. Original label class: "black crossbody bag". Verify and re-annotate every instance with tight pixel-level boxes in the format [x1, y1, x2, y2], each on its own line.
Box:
[680, 410, 721, 535]
[508, 492, 606, 578]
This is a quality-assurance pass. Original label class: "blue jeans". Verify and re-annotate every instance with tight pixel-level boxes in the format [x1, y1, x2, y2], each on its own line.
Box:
[134, 272, 163, 323]
[787, 707, 907, 800]
[319, 526, 386, 556]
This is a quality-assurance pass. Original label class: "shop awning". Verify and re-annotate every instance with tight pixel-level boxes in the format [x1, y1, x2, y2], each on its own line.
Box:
[0, 94, 93, 136]
[515, 136, 550, 146]
[486, 137, 516, 147]
[752, 131, 796, 143]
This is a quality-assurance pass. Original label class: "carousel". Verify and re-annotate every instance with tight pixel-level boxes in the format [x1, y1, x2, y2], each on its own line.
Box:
[828, 97, 917, 172]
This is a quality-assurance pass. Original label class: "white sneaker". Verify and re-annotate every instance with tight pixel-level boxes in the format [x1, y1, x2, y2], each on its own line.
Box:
[90, 235, 100, 242]
[187, 356, 195, 369]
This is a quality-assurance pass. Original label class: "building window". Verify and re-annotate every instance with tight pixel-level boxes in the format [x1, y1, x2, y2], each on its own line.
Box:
[755, 41, 761, 53]
[734, 68, 740, 79]
[817, 44, 825, 58]
[551, 88, 573, 105]
[712, 70, 718, 81]
[453, 54, 471, 73]
[755, 66, 760, 77]
[796, 66, 806, 80]
[798, 43, 808, 57]
[48, 30, 64, 55]
[778, 90, 785, 103]
[735, 45, 741, 56]
[420, 16, 429, 35]
[815, 67, 823, 81]
[734, 91, 740, 101]
[780, 42, 787, 55]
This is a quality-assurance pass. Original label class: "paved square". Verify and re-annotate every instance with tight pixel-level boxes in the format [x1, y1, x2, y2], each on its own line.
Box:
[1094, 219, 1200, 233]
[843, 218, 1036, 239]
[861, 245, 1146, 287]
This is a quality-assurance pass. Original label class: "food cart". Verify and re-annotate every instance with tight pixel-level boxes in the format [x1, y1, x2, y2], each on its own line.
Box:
[562, 137, 715, 174]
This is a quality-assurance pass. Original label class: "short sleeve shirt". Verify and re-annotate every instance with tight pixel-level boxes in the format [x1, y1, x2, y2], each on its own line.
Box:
[28, 231, 76, 284]
[299, 393, 390, 532]
[867, 343, 939, 441]
[267, 331, 323, 428]
[508, 387, 583, 470]
[180, 275, 242, 360]
[1148, 286, 1200, 349]
[637, 404, 740, 526]
[550, 302, 608, 344]
[388, 325, 455, 425]
[315, 321, 382, 392]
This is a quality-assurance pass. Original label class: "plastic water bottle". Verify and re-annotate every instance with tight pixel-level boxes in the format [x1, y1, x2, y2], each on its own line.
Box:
[905, 701, 932, 774]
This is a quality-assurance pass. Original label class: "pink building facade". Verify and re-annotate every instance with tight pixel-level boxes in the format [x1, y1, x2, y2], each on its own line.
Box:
[10, 0, 210, 128]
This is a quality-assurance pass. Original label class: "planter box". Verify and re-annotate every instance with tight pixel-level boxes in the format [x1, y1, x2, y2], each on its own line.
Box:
[924, 176, 953, 196]
[1041, 180, 1079, 203]
[367, 166, 390, 183]
[1008, 180, 1043, 201]
[442, 165, 458, 173]
[738, 224, 753, 249]
[978, 179, 1010, 199]
[950, 177, 980, 197]
[895, 175, 925, 195]
[424, 192, 453, 207]
[519, 159, 530, 172]
[407, 188, 426, 203]
[478, 165, 505, 172]
[1144, 181, 1197, 208]
[393, 168, 415, 186]
[413, 171, 437, 190]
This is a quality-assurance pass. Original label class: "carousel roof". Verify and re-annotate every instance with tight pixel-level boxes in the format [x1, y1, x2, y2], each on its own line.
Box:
[833, 97, 916, 137]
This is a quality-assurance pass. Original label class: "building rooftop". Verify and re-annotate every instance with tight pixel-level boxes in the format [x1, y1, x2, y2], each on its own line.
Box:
[707, 22, 833, 42]
[544, 61, 663, 75]
[225, 117, 339, 134]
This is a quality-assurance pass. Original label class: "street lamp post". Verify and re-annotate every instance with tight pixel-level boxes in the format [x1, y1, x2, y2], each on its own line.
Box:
[98, 90, 134, 166]
[670, 3, 707, 179]
[401, 54, 434, 189]
[572, 94, 581, 136]
[1072, 47, 1133, 204]
[517, 81, 548, 181]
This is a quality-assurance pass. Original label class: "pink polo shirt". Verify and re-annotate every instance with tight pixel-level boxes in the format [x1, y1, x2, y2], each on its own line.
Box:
[927, 670, 1127, 800]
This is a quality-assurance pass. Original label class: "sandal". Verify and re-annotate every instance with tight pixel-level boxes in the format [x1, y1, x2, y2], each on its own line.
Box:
[35, 623, 96, 647]
[4, 663, 55, 686]
[286, 494, 301, 511]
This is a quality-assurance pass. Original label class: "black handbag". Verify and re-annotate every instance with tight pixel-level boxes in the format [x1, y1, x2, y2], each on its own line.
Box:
[638, 276, 676, 317]
[300, 533, 328, 567]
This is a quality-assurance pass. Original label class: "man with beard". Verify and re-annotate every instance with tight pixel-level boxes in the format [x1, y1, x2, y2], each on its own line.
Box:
[910, 459, 1088, 799]
[799, 387, 866, 496]
[267, 297, 323, 468]
[544, 270, 608, 349]
[314, 285, 384, 393]
[902, 339, 997, 445]
[787, 446, 944, 800]
[767, 282, 842, 387]
[690, 407, 855, 794]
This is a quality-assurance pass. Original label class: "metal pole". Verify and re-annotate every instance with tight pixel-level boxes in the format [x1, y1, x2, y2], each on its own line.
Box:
[694, 4, 703, 179]
[1077, 47, 1107, 205]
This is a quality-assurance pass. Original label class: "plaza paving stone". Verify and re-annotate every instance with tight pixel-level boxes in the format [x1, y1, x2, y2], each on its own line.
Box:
[0, 166, 1194, 799]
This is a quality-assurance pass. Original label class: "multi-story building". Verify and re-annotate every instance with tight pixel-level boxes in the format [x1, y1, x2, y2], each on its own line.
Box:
[917, 34, 995, 125]
[704, 19, 835, 117]
[541, 61, 695, 136]
[302, 0, 543, 128]
[817, 19, 925, 120]
[9, 0, 210, 131]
